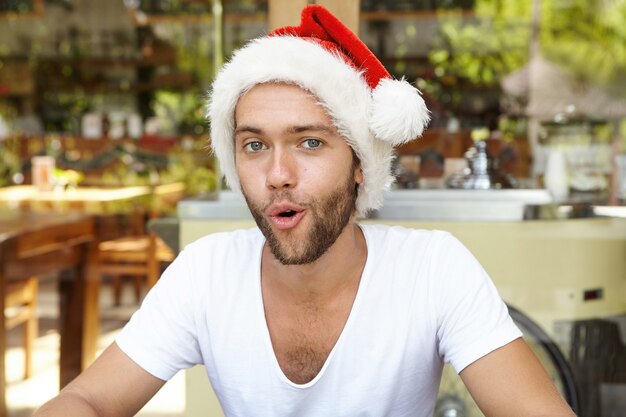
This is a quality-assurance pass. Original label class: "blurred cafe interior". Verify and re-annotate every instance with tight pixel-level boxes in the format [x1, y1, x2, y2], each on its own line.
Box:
[0, 0, 625, 416]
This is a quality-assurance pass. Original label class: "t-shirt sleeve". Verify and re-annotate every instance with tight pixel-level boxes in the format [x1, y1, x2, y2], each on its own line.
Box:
[432, 232, 522, 374]
[116, 247, 203, 380]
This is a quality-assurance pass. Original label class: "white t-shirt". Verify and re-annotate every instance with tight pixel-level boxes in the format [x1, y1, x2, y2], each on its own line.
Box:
[117, 224, 521, 417]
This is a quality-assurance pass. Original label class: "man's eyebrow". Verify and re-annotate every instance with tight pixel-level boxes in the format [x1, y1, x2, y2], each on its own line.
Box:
[287, 124, 335, 134]
[235, 124, 335, 136]
[234, 125, 262, 136]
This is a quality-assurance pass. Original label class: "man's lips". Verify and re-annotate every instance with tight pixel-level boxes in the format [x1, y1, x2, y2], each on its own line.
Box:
[266, 202, 306, 230]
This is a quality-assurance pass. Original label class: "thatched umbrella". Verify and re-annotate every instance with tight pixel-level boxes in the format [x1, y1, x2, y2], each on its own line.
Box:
[501, 56, 626, 121]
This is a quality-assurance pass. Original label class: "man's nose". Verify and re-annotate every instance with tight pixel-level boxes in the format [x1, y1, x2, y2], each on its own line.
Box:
[265, 149, 296, 190]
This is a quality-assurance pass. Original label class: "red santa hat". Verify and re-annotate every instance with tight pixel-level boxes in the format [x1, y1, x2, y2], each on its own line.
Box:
[208, 4, 429, 216]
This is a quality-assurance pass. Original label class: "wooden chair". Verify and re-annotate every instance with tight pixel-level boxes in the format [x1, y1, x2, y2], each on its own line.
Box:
[5, 277, 38, 380]
[95, 211, 175, 306]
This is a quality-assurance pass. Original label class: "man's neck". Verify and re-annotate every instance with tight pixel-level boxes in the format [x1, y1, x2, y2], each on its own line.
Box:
[261, 222, 367, 304]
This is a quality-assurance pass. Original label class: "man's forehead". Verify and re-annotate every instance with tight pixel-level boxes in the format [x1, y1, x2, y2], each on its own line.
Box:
[234, 82, 335, 127]
[238, 81, 317, 102]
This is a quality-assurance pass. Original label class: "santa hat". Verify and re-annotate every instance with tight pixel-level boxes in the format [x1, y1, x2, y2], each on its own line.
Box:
[208, 4, 429, 216]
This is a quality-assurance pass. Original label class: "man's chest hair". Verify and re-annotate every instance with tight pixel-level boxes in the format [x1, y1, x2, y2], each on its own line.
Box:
[265, 301, 350, 384]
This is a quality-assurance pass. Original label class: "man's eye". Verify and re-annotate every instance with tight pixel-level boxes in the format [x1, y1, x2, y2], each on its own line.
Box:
[302, 138, 322, 149]
[244, 141, 265, 152]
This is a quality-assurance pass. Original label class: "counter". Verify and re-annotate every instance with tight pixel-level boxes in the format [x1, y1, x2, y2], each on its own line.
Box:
[178, 188, 554, 222]
[0, 183, 185, 214]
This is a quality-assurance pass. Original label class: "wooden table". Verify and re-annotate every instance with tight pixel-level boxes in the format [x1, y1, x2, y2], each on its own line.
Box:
[0, 183, 185, 214]
[0, 182, 185, 415]
[0, 211, 96, 417]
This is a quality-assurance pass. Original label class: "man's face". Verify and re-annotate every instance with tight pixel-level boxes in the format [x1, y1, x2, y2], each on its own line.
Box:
[234, 83, 363, 265]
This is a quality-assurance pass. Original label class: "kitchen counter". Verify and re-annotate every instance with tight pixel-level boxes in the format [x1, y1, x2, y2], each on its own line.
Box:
[177, 188, 621, 222]
[178, 188, 555, 222]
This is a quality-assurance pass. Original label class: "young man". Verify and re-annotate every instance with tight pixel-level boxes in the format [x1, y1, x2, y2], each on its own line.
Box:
[35, 5, 575, 417]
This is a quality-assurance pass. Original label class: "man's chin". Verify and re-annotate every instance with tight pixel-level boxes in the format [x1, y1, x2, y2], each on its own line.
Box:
[272, 251, 324, 266]
[267, 236, 309, 265]
[265, 231, 328, 265]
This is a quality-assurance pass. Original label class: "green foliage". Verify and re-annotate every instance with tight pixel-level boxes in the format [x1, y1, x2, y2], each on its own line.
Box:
[0, 139, 21, 187]
[166, 25, 214, 84]
[540, 0, 626, 93]
[498, 116, 528, 142]
[429, 0, 626, 98]
[429, 3, 532, 88]
[152, 91, 208, 135]
[163, 152, 216, 196]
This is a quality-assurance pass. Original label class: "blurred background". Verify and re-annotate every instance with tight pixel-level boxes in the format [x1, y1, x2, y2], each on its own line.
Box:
[1, 0, 626, 196]
[0, 1, 625, 417]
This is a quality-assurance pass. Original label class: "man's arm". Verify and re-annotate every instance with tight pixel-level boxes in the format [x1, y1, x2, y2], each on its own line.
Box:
[34, 342, 165, 417]
[460, 338, 576, 417]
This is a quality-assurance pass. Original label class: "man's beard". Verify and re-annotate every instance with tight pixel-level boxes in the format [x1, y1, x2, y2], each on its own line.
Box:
[243, 176, 358, 265]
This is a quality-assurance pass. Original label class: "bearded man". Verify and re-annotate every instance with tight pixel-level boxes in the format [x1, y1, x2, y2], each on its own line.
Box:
[35, 5, 575, 417]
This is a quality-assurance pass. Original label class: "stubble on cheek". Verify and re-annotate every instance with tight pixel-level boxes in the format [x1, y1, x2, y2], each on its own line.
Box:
[241, 176, 357, 265]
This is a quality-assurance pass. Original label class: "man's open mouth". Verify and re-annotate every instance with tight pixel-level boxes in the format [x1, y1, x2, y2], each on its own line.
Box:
[278, 210, 297, 218]
[266, 203, 306, 230]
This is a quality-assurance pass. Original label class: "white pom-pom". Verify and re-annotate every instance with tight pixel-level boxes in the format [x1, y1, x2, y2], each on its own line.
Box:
[369, 78, 430, 146]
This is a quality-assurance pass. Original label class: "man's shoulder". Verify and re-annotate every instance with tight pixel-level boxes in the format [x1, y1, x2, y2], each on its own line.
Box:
[361, 223, 459, 261]
[360, 223, 452, 243]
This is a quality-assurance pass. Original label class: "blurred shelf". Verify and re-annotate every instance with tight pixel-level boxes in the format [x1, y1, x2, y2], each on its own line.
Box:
[124, 8, 471, 25]
[361, 9, 475, 21]
[44, 82, 195, 94]
[38, 56, 178, 68]
[0, 0, 43, 19]
[127, 8, 266, 25]
[1, 55, 178, 68]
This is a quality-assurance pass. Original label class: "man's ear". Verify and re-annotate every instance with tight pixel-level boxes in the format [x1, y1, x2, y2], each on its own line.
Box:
[354, 165, 364, 185]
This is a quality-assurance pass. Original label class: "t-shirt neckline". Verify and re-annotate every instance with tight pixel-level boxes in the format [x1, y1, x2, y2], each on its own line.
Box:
[253, 223, 373, 389]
